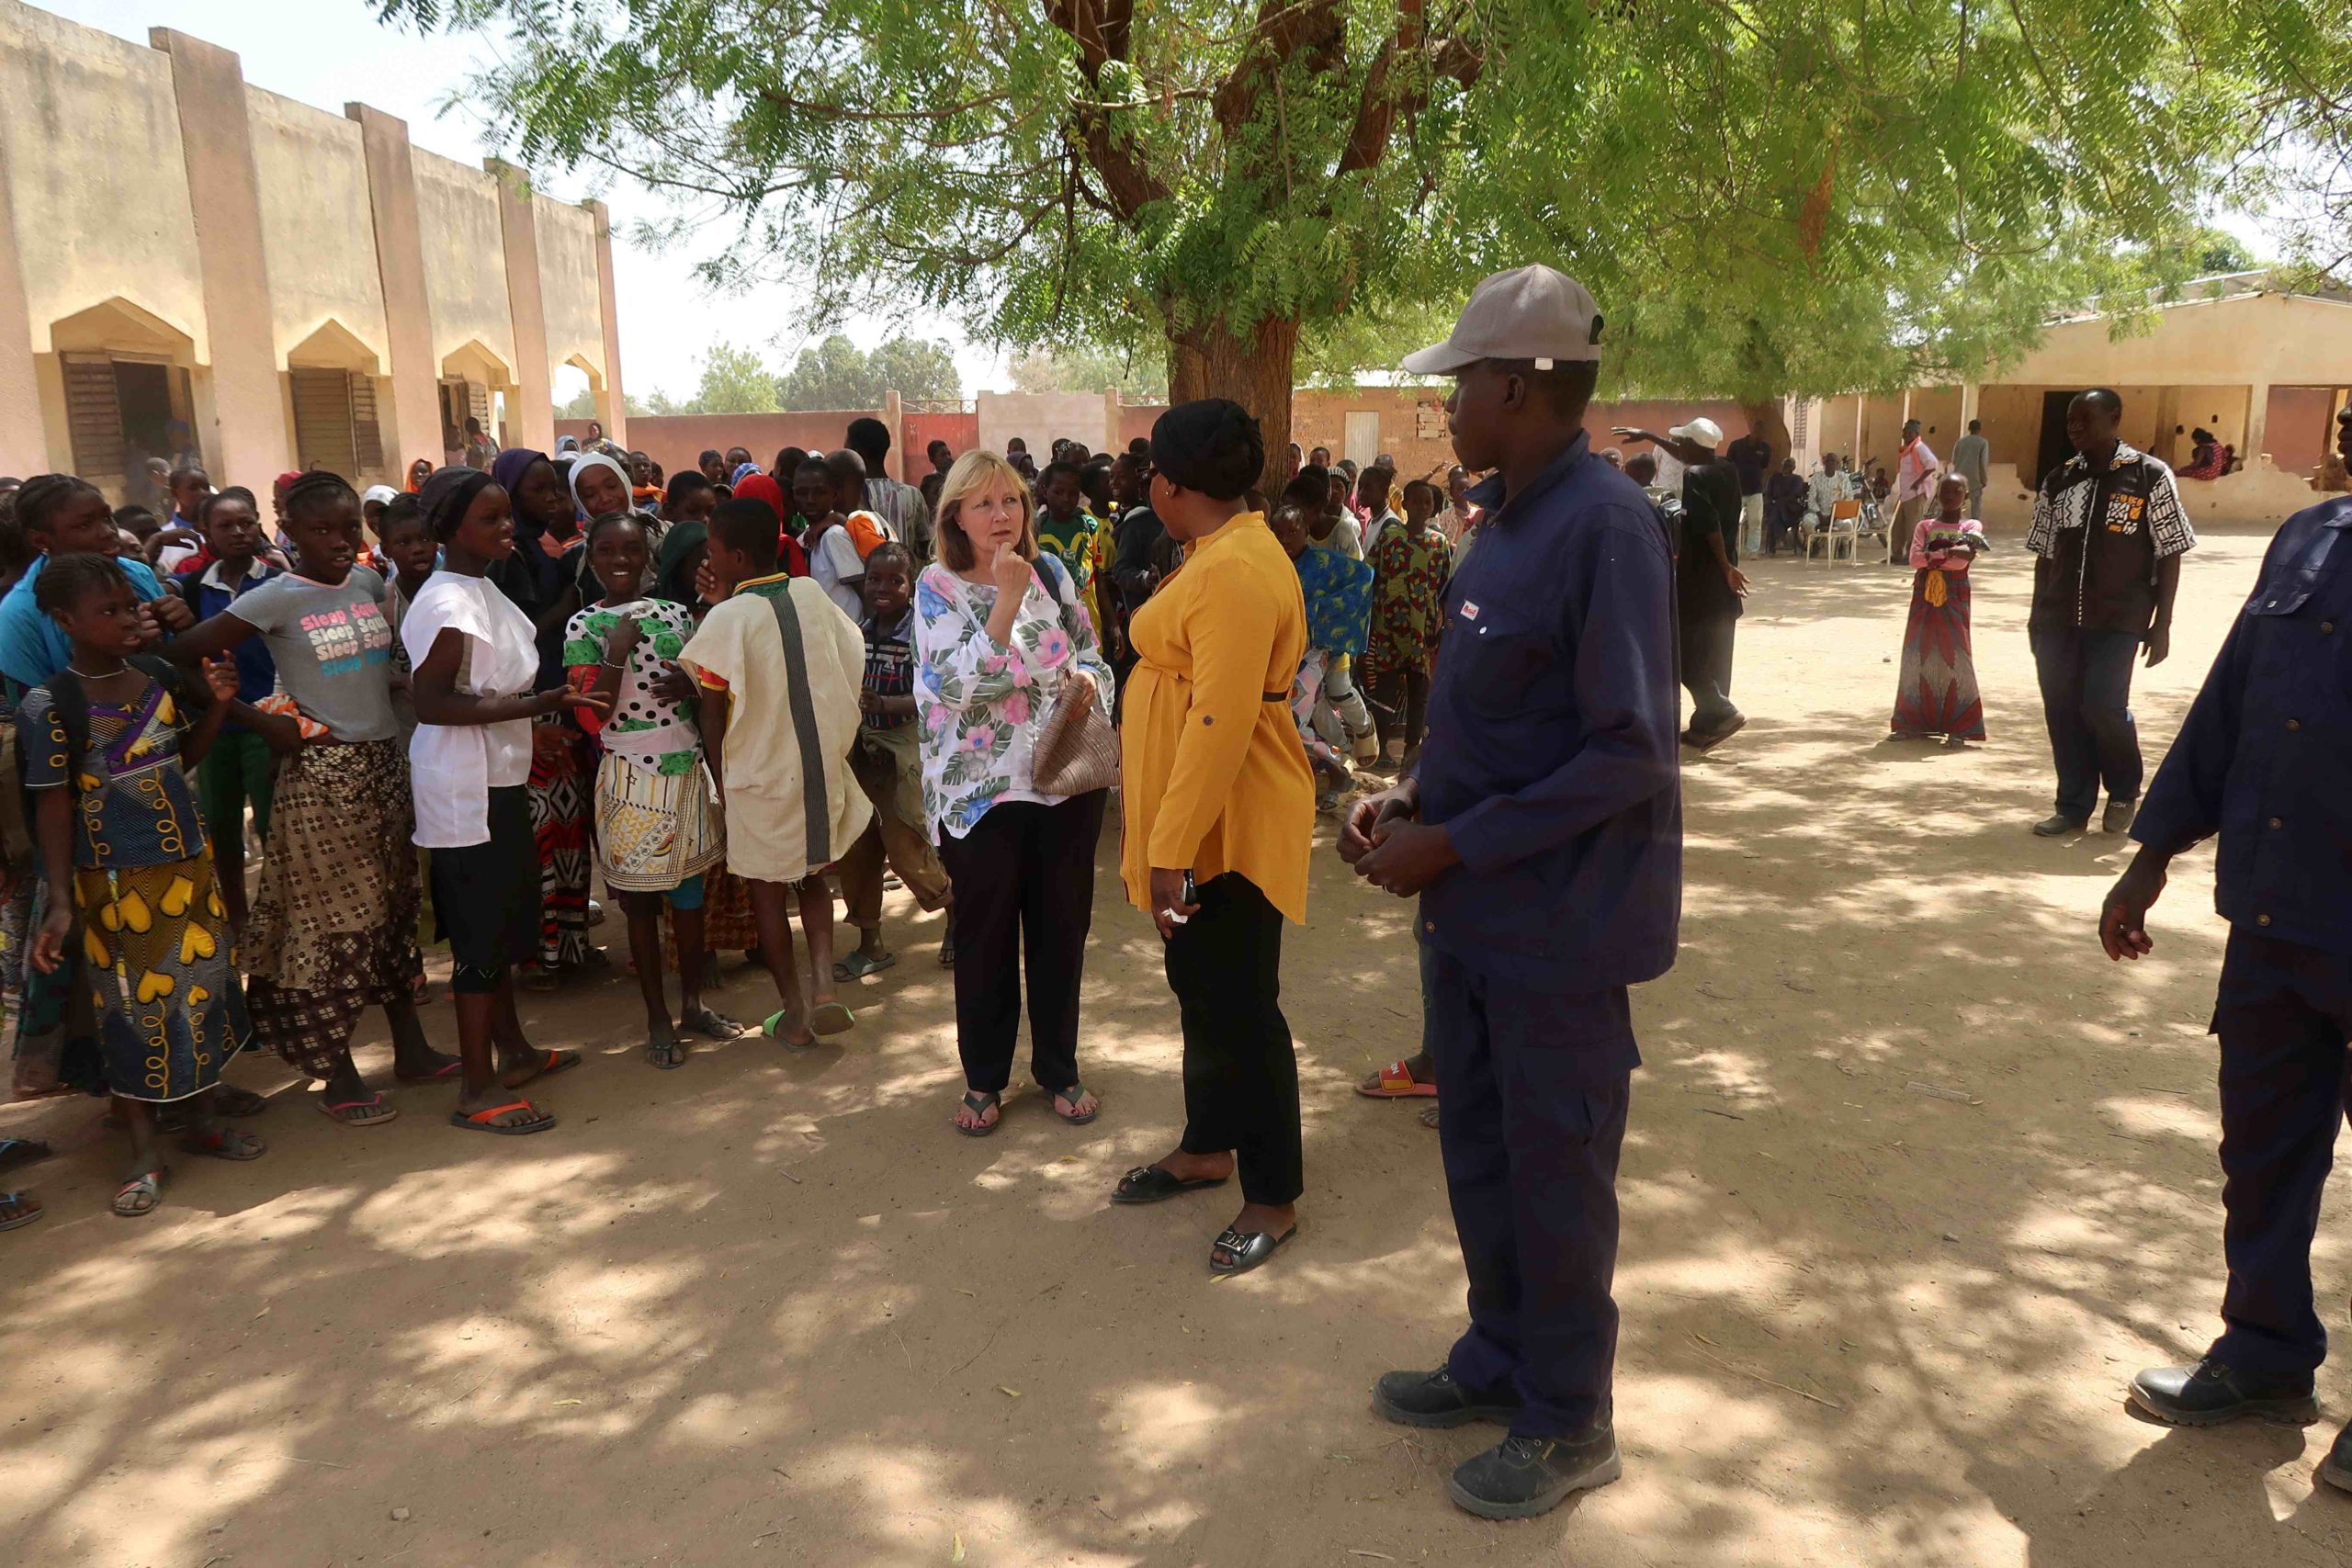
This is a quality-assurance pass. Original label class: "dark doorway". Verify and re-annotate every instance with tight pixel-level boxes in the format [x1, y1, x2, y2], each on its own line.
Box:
[113, 362, 174, 463]
[2033, 389, 2076, 491]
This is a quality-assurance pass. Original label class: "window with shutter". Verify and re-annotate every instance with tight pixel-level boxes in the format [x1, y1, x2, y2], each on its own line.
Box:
[350, 376, 384, 473]
[1791, 400, 1811, 448]
[62, 355, 126, 479]
[467, 382, 489, 427]
[290, 367, 359, 478]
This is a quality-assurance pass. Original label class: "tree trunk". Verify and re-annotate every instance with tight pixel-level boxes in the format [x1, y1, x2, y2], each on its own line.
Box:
[1739, 398, 1792, 469]
[1166, 313, 1301, 502]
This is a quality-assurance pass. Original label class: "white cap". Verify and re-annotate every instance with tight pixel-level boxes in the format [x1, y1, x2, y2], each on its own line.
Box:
[361, 484, 400, 506]
[1668, 417, 1724, 449]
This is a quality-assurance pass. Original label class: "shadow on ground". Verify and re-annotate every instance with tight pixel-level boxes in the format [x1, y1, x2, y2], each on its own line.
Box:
[7, 527, 2352, 1567]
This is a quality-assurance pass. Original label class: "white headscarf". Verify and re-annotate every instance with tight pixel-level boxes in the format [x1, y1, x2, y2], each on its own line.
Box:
[568, 452, 633, 519]
[361, 484, 399, 508]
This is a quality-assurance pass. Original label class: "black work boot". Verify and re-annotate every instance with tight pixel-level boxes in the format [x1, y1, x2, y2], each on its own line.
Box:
[1372, 1367, 1521, 1429]
[2127, 1359, 2318, 1427]
[2318, 1421, 2352, 1494]
[1448, 1426, 1622, 1520]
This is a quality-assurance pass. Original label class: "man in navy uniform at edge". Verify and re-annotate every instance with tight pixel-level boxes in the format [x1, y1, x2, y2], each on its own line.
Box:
[2104, 403, 2352, 1491]
[1341, 265, 1681, 1519]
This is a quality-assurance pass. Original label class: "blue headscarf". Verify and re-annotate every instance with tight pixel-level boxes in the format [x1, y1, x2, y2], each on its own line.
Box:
[730, 461, 763, 489]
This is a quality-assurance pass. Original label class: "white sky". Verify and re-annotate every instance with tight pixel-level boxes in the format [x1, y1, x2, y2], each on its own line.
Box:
[40, 0, 1002, 405]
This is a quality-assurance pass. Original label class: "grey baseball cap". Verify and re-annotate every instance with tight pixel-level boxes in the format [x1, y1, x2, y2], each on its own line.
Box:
[1402, 265, 1605, 375]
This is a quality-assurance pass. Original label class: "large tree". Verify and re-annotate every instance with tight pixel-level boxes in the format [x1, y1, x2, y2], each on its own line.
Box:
[382, 0, 2334, 485]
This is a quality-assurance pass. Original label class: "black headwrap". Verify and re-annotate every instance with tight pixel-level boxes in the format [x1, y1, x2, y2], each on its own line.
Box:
[1149, 399, 1264, 502]
[418, 465, 496, 542]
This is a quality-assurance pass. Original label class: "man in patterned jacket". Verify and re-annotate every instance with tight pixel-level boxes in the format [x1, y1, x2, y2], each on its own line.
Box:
[2025, 388, 2195, 837]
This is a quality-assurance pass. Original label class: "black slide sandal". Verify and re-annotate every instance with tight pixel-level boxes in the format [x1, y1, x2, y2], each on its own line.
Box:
[1112, 1166, 1229, 1205]
[1210, 1224, 1297, 1276]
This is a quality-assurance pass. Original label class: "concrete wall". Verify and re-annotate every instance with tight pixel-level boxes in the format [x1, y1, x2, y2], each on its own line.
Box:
[534, 194, 606, 390]
[0, 7, 207, 363]
[246, 85, 388, 372]
[978, 390, 1114, 463]
[2001, 294, 2352, 389]
[412, 148, 516, 383]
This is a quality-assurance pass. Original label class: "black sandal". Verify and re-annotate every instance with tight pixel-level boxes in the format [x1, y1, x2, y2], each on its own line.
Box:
[1111, 1166, 1229, 1204]
[955, 1090, 1001, 1137]
[1209, 1224, 1297, 1276]
[644, 1023, 685, 1071]
[1046, 1081, 1100, 1125]
[680, 1005, 742, 1041]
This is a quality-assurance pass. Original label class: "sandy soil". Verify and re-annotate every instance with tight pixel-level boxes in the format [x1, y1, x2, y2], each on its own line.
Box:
[4, 519, 2347, 1568]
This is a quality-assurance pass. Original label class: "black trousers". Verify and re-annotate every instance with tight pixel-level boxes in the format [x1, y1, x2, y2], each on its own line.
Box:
[1166, 873, 1303, 1207]
[1427, 946, 1633, 1438]
[1367, 665, 1431, 762]
[935, 792, 1105, 1095]
[2030, 625, 2143, 820]
[1679, 610, 1739, 733]
[2208, 928, 2352, 1379]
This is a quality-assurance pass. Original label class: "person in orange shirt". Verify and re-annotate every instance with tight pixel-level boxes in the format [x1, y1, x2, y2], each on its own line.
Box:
[1108, 399, 1316, 1277]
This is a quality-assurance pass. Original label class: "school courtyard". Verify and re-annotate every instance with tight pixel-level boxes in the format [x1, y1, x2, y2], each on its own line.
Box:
[2, 516, 2342, 1568]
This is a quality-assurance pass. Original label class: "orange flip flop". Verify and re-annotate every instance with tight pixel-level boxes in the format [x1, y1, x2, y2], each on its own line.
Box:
[449, 1100, 556, 1136]
[1356, 1060, 1437, 1099]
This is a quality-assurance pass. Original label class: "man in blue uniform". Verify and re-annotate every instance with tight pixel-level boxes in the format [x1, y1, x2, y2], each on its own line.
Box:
[1341, 265, 1682, 1520]
[2103, 403, 2352, 1490]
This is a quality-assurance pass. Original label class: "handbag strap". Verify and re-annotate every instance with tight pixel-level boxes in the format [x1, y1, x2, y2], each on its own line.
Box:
[764, 585, 831, 870]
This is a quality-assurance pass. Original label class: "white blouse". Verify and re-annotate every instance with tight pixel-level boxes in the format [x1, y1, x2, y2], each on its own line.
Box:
[401, 572, 540, 848]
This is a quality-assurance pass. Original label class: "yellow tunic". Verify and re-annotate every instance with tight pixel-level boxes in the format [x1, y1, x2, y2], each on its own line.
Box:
[1119, 512, 1315, 924]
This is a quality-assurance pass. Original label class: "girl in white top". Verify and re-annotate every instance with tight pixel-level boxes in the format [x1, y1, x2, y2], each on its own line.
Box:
[404, 467, 611, 1137]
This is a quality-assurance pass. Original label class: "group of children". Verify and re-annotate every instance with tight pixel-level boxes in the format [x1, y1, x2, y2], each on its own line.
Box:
[0, 429, 980, 1224]
[0, 428, 1464, 1227]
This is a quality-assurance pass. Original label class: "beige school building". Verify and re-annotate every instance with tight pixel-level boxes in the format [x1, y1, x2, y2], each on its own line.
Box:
[0, 0, 630, 498]
[1811, 277, 2352, 531]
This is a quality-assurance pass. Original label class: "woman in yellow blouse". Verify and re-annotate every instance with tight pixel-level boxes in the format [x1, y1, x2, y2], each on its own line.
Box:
[1111, 400, 1317, 1276]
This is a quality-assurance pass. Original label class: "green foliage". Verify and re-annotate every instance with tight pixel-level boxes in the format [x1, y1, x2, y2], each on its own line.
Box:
[776, 333, 960, 411]
[1009, 344, 1167, 400]
[378, 0, 2345, 404]
[556, 385, 658, 420]
[689, 343, 783, 413]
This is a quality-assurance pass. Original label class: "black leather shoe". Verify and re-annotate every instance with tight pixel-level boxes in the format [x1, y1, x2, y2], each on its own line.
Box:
[2104, 797, 2140, 834]
[1448, 1427, 1622, 1519]
[2127, 1360, 2318, 1427]
[2319, 1420, 2352, 1493]
[2032, 813, 2090, 837]
[1372, 1367, 1521, 1429]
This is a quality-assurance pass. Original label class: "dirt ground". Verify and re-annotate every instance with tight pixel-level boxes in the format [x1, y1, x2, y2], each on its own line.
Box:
[6, 519, 2350, 1568]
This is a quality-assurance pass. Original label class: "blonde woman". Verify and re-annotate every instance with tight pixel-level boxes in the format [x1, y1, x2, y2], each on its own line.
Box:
[913, 450, 1115, 1137]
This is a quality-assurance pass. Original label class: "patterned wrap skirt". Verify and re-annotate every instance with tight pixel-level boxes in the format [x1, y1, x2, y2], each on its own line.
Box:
[528, 723, 594, 967]
[243, 739, 424, 1077]
[74, 852, 250, 1102]
[594, 754, 724, 894]
[1892, 568, 1986, 740]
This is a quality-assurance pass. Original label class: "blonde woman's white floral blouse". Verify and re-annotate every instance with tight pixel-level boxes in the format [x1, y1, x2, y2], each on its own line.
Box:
[911, 554, 1115, 840]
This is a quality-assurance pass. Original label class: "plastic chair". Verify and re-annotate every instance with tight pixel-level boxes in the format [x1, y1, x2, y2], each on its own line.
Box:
[1807, 498, 1862, 564]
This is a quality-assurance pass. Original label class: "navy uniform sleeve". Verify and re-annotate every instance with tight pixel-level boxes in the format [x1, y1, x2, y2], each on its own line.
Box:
[1443, 513, 1679, 874]
[2131, 525, 2280, 855]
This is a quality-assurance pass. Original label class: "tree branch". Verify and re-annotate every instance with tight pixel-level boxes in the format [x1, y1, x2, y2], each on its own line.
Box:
[1046, 0, 1170, 218]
